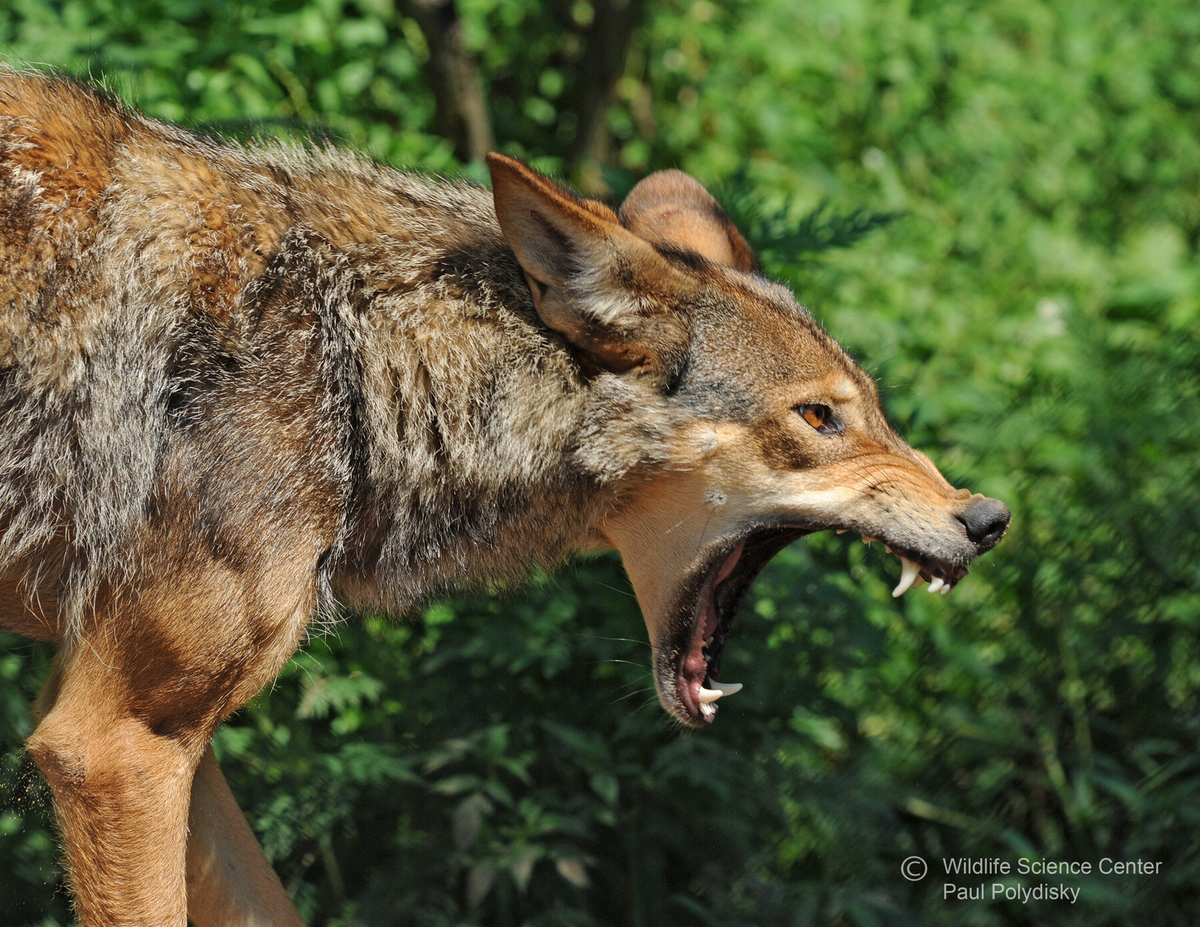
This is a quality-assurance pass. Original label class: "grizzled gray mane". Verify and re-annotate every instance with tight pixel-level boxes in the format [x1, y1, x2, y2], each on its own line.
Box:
[0, 69, 670, 640]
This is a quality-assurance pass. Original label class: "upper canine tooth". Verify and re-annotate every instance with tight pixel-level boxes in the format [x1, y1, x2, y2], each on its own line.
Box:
[837, 529, 848, 535]
[698, 681, 743, 703]
[927, 577, 945, 593]
[892, 558, 920, 597]
[863, 536, 877, 545]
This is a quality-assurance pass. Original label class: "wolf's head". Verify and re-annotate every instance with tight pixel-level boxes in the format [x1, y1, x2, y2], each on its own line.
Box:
[488, 154, 1009, 727]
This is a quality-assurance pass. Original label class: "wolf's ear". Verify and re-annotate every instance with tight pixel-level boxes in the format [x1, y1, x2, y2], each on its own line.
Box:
[619, 170, 759, 274]
[487, 153, 691, 375]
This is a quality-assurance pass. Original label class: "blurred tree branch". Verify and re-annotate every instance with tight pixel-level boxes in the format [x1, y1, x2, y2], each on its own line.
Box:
[401, 0, 647, 181]
[570, 0, 649, 188]
[400, 0, 494, 162]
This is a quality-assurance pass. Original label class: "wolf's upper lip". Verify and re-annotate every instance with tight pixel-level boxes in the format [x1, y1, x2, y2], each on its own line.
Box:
[838, 529, 970, 595]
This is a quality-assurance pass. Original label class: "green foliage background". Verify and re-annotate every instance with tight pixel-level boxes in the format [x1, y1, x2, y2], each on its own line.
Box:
[2, 0, 1200, 924]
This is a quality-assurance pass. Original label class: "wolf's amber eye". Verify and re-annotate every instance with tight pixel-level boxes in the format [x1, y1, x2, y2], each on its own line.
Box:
[796, 404, 842, 435]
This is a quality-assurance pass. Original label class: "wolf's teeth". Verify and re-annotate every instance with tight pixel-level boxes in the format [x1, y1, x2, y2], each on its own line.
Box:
[892, 558, 920, 597]
[698, 681, 743, 703]
[927, 577, 945, 594]
[837, 529, 848, 535]
[863, 536, 877, 545]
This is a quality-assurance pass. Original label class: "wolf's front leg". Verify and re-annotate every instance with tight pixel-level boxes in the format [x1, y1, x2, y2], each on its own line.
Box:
[27, 639, 201, 925]
[26, 541, 319, 924]
[187, 746, 306, 927]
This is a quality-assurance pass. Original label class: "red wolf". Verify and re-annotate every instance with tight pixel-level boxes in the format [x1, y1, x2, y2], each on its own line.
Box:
[0, 68, 1009, 925]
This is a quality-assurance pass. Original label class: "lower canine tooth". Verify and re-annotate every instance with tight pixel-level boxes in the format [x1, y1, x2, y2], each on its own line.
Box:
[698, 681, 743, 703]
[927, 577, 945, 593]
[892, 557, 920, 597]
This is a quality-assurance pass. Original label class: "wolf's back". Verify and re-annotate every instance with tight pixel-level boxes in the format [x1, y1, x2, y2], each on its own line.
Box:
[0, 72, 173, 611]
[0, 71, 344, 626]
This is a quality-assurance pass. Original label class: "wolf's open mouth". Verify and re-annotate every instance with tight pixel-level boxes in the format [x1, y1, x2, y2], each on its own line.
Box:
[671, 527, 974, 725]
[673, 529, 803, 724]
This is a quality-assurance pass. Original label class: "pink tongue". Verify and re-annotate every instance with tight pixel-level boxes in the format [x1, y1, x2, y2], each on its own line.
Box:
[716, 542, 744, 585]
[684, 543, 745, 683]
[684, 595, 716, 680]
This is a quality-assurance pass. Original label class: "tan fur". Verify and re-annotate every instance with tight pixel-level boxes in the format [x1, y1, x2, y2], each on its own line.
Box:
[0, 67, 1008, 925]
[187, 747, 306, 927]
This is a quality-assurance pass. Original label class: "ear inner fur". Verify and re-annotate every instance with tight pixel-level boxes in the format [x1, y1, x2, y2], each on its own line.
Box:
[486, 153, 691, 377]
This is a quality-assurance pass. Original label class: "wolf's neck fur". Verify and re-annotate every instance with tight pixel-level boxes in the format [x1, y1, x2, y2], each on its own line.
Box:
[322, 179, 633, 612]
[183, 161, 644, 615]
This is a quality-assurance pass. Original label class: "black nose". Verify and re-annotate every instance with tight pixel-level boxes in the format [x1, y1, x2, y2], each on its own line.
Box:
[957, 497, 1011, 551]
